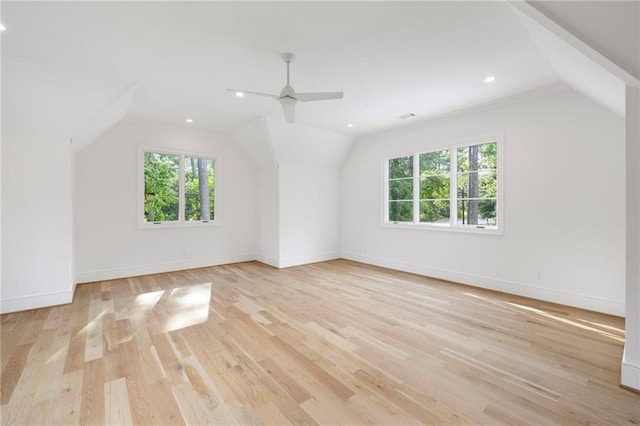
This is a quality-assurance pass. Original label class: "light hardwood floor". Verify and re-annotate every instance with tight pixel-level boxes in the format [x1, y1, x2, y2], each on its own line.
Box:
[1, 260, 638, 425]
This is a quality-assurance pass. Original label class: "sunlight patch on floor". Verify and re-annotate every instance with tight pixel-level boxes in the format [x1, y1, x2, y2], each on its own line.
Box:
[163, 283, 212, 332]
[134, 290, 164, 308]
[505, 302, 624, 342]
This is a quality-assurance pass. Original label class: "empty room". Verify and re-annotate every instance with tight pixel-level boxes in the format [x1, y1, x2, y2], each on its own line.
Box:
[2, 1, 640, 424]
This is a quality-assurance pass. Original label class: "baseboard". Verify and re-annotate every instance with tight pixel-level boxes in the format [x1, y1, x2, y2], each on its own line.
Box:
[278, 252, 340, 269]
[621, 346, 640, 391]
[340, 251, 625, 316]
[75, 253, 256, 283]
[0, 290, 74, 314]
[254, 254, 280, 268]
[254, 252, 340, 269]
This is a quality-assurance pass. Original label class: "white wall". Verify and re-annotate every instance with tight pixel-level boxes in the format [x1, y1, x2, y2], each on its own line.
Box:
[231, 117, 280, 266]
[623, 85, 640, 389]
[232, 116, 352, 268]
[74, 119, 256, 282]
[279, 163, 341, 267]
[256, 167, 280, 266]
[266, 118, 351, 268]
[2, 116, 75, 312]
[1, 55, 124, 313]
[341, 89, 625, 315]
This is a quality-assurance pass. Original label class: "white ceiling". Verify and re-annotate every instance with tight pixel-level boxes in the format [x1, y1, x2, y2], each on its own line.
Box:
[2, 1, 562, 137]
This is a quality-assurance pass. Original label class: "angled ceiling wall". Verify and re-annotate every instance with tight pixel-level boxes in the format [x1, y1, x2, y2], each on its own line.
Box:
[529, 0, 639, 80]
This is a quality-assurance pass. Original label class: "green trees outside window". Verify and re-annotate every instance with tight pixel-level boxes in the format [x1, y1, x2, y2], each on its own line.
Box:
[144, 152, 180, 222]
[388, 156, 413, 222]
[386, 140, 498, 229]
[184, 157, 215, 221]
[143, 151, 216, 224]
[457, 142, 497, 226]
[420, 149, 450, 223]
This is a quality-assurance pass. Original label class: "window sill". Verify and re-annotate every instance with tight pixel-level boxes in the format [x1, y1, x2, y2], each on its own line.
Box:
[138, 221, 221, 230]
[381, 222, 503, 235]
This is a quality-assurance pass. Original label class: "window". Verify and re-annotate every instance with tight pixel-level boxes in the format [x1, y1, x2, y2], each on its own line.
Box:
[140, 148, 218, 226]
[384, 136, 501, 231]
[388, 156, 414, 222]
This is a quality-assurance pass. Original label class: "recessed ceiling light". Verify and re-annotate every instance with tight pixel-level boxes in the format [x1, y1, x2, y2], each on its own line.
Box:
[484, 76, 495, 83]
[347, 123, 354, 128]
[0, 23, 6, 31]
[235, 91, 245, 98]
[185, 118, 193, 123]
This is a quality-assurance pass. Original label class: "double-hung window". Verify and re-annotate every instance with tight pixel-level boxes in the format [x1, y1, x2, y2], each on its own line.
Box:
[385, 135, 501, 232]
[139, 147, 219, 227]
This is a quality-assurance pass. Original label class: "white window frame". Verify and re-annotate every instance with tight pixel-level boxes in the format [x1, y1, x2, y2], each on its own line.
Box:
[382, 132, 503, 234]
[137, 145, 221, 229]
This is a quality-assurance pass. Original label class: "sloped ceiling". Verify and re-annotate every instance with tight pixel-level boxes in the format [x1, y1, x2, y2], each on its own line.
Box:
[529, 0, 639, 81]
[2, 1, 561, 139]
[513, 5, 626, 117]
[3, 1, 637, 143]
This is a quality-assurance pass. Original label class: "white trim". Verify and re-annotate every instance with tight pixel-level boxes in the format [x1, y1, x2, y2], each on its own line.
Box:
[381, 222, 502, 235]
[0, 290, 74, 314]
[178, 154, 186, 221]
[278, 253, 340, 269]
[383, 133, 503, 233]
[340, 251, 624, 316]
[621, 346, 640, 391]
[137, 146, 221, 228]
[254, 252, 340, 269]
[75, 253, 254, 283]
[254, 254, 280, 268]
[412, 154, 420, 224]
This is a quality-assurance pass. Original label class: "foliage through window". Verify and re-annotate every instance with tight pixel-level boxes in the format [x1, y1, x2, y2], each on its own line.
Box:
[142, 150, 217, 225]
[388, 156, 414, 222]
[385, 138, 499, 230]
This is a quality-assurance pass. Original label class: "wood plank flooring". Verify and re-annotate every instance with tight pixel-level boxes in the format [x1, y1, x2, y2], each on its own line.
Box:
[1, 259, 638, 425]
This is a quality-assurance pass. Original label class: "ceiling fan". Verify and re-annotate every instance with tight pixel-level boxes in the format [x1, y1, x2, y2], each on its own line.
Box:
[227, 53, 343, 123]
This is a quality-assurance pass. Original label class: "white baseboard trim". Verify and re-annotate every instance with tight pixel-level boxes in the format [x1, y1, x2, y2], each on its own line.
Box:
[76, 253, 256, 283]
[254, 254, 280, 268]
[621, 346, 640, 391]
[278, 252, 340, 269]
[254, 252, 340, 269]
[0, 290, 74, 314]
[340, 251, 625, 316]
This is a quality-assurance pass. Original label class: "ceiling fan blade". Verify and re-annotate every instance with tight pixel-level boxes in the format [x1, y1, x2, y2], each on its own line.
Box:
[295, 91, 344, 102]
[281, 101, 295, 123]
[226, 89, 279, 99]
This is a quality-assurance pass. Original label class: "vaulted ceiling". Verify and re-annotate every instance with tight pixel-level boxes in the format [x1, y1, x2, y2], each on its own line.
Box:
[1, 1, 634, 139]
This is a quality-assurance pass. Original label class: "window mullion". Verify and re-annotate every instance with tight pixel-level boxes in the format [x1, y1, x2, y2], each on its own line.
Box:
[450, 147, 457, 226]
[179, 155, 186, 222]
[413, 154, 419, 224]
[384, 159, 390, 222]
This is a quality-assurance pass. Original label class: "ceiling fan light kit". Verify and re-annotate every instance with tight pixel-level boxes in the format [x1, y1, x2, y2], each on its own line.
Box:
[227, 53, 343, 123]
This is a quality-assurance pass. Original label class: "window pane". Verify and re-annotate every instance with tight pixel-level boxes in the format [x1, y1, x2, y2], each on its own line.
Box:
[478, 170, 497, 199]
[144, 152, 179, 222]
[389, 178, 413, 201]
[419, 150, 449, 176]
[185, 157, 215, 221]
[389, 201, 413, 222]
[457, 170, 477, 198]
[457, 142, 497, 227]
[420, 175, 449, 200]
[420, 200, 450, 224]
[457, 142, 497, 172]
[389, 156, 413, 179]
[457, 199, 497, 226]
